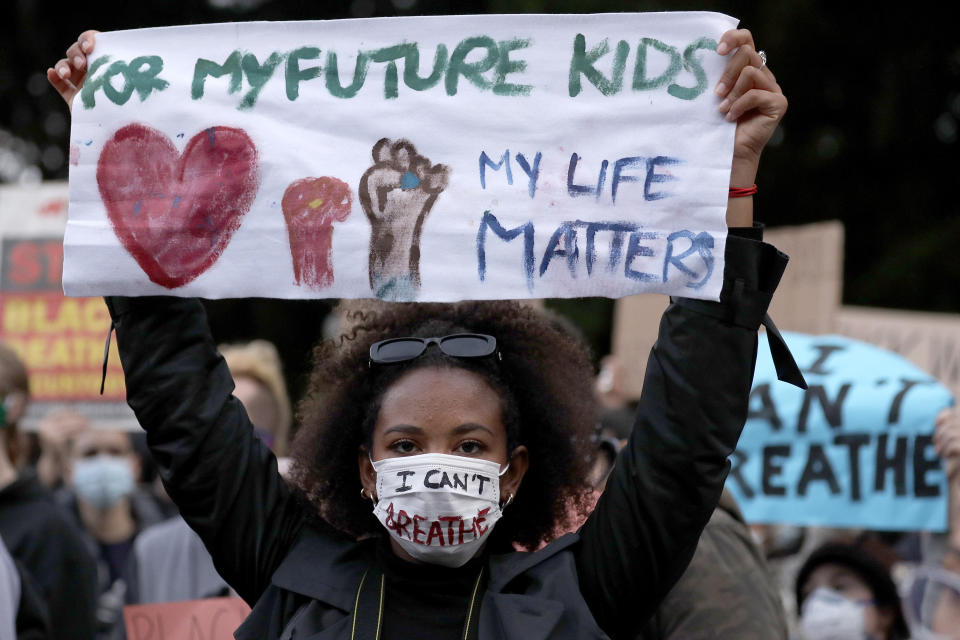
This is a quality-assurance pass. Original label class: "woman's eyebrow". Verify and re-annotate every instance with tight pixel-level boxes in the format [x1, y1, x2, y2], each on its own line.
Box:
[452, 423, 494, 436]
[382, 424, 424, 435]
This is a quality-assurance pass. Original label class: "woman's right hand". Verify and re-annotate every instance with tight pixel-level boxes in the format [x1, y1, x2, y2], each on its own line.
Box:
[47, 30, 99, 112]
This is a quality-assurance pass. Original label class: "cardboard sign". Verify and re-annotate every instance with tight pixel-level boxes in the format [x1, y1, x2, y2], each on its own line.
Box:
[728, 331, 953, 531]
[123, 598, 250, 640]
[64, 12, 738, 302]
[0, 183, 132, 429]
[611, 221, 846, 399]
[837, 305, 960, 404]
[610, 292, 667, 399]
[764, 221, 844, 335]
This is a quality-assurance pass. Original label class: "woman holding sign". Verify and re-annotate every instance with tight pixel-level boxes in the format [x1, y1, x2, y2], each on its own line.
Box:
[50, 26, 795, 640]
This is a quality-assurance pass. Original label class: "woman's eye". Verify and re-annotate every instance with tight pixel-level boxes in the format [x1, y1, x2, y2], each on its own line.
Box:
[390, 440, 418, 454]
[456, 441, 484, 454]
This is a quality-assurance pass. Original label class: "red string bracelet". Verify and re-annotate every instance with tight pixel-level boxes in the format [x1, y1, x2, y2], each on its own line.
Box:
[729, 184, 758, 198]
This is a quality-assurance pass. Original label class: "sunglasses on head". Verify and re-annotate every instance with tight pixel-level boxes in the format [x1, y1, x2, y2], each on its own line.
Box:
[369, 333, 499, 365]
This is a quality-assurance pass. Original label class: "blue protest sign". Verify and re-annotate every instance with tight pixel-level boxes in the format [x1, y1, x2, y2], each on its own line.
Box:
[727, 332, 954, 531]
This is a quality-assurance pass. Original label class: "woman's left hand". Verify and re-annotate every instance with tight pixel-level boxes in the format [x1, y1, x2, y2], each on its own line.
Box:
[715, 29, 788, 188]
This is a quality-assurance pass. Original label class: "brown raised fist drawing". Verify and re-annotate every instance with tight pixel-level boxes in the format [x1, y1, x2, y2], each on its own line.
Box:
[359, 138, 449, 301]
[281, 176, 352, 289]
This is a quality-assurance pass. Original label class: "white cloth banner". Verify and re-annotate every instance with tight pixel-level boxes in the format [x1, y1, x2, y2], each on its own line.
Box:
[64, 12, 738, 301]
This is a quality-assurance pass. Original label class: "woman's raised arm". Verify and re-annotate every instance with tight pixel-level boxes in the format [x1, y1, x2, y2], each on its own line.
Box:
[717, 28, 788, 228]
[575, 28, 790, 639]
[104, 296, 306, 605]
[49, 32, 307, 604]
[48, 30, 99, 113]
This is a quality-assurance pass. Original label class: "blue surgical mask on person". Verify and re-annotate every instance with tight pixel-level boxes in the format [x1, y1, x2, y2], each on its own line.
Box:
[72, 455, 135, 509]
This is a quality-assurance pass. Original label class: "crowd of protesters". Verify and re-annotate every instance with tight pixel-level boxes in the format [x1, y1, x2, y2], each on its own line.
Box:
[3, 322, 960, 638]
[0, 337, 292, 638]
[0, 21, 957, 640]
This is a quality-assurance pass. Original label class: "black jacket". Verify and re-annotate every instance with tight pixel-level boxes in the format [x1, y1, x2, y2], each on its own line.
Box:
[12, 555, 53, 640]
[105, 233, 790, 640]
[0, 472, 98, 640]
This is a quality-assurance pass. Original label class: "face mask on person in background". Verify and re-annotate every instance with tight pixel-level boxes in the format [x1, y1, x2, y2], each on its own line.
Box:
[72, 455, 135, 509]
[370, 452, 511, 568]
[800, 588, 876, 640]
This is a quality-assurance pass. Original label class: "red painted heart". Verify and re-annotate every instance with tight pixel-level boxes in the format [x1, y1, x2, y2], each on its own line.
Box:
[97, 123, 259, 289]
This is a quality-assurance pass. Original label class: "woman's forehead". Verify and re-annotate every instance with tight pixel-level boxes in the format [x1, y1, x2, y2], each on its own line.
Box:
[375, 367, 504, 433]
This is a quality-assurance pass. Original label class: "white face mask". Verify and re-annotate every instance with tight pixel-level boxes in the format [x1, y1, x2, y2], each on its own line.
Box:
[72, 455, 135, 509]
[370, 452, 509, 568]
[800, 588, 873, 640]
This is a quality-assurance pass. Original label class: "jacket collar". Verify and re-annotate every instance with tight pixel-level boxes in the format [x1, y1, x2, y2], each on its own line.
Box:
[480, 593, 565, 640]
[271, 527, 581, 607]
[487, 532, 580, 591]
[270, 525, 375, 611]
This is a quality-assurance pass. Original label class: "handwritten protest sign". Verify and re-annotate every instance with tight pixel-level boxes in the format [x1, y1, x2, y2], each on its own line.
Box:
[64, 12, 738, 301]
[837, 306, 960, 404]
[0, 183, 132, 429]
[764, 221, 844, 335]
[124, 598, 250, 640]
[728, 332, 954, 531]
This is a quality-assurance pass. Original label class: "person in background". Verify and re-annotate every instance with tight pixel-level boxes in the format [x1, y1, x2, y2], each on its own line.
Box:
[556, 434, 788, 639]
[220, 339, 293, 457]
[594, 355, 637, 442]
[0, 534, 51, 640]
[35, 409, 91, 490]
[934, 407, 960, 575]
[637, 487, 789, 640]
[902, 565, 960, 640]
[130, 338, 293, 604]
[795, 541, 909, 640]
[0, 344, 98, 640]
[0, 536, 20, 640]
[899, 407, 960, 639]
[57, 425, 163, 638]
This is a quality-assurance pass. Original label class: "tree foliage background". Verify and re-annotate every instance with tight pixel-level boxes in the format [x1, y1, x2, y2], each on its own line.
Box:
[2, 0, 957, 401]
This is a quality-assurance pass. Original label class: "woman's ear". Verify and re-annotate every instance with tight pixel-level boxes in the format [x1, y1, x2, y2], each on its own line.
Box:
[358, 447, 377, 501]
[499, 445, 529, 502]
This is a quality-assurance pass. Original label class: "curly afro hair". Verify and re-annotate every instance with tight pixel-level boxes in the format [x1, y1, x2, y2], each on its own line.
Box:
[289, 300, 599, 551]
